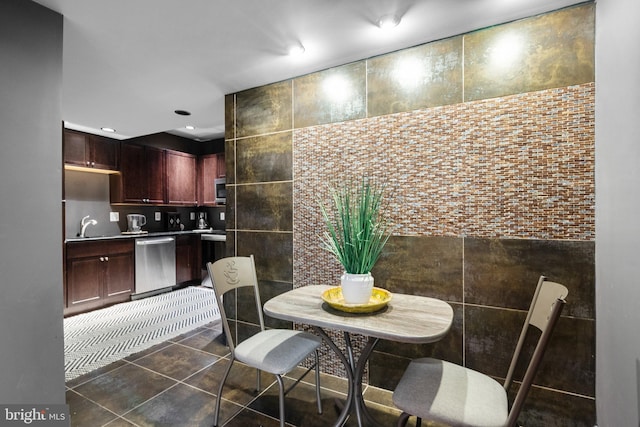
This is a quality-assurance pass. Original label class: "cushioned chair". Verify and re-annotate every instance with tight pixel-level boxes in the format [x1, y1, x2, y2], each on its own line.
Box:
[392, 275, 568, 427]
[206, 255, 322, 427]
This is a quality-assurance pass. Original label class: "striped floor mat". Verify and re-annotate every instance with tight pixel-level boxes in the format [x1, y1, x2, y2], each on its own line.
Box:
[64, 286, 219, 382]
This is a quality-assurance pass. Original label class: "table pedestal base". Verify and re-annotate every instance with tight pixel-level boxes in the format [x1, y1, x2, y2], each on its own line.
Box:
[313, 327, 382, 427]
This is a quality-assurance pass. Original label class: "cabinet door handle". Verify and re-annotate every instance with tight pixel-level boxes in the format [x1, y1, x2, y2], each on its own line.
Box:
[100, 257, 104, 262]
[91, 161, 95, 167]
[104, 256, 109, 262]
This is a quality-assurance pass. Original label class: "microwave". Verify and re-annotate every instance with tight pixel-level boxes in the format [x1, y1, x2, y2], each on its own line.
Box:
[214, 177, 226, 204]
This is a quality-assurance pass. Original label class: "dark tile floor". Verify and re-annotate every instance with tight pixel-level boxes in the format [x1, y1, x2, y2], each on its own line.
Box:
[65, 319, 411, 427]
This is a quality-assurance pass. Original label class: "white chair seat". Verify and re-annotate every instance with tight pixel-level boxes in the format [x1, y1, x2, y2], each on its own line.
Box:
[235, 329, 321, 375]
[393, 358, 508, 427]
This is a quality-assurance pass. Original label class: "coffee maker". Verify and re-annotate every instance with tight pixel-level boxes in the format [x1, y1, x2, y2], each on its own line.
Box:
[126, 214, 146, 233]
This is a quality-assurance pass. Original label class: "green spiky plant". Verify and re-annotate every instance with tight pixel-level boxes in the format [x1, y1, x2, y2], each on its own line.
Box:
[319, 176, 392, 274]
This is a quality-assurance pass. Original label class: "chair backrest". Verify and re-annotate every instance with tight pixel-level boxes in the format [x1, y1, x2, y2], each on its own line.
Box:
[503, 275, 568, 427]
[206, 255, 265, 355]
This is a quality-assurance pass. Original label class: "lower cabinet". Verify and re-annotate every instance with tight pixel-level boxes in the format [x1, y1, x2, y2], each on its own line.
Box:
[65, 239, 134, 317]
[176, 234, 201, 285]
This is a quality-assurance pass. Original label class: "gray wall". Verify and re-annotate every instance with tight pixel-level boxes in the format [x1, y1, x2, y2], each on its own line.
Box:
[595, 0, 640, 425]
[0, 1, 65, 403]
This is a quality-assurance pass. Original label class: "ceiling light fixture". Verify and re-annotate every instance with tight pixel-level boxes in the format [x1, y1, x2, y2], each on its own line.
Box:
[174, 109, 191, 116]
[101, 127, 116, 133]
[288, 43, 306, 56]
[378, 14, 400, 30]
[185, 125, 195, 130]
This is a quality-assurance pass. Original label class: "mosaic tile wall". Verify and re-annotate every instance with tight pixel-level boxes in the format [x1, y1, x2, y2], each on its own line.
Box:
[224, 3, 595, 425]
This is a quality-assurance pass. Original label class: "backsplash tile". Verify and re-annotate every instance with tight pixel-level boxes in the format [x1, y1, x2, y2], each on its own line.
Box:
[294, 83, 594, 241]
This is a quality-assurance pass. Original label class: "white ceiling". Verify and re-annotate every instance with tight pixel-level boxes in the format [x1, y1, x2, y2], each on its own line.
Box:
[33, 0, 584, 142]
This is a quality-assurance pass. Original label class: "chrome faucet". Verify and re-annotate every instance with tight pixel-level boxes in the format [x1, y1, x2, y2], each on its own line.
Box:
[80, 215, 98, 238]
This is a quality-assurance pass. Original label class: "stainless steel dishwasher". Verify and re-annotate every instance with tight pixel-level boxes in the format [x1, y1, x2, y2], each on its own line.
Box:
[133, 236, 176, 299]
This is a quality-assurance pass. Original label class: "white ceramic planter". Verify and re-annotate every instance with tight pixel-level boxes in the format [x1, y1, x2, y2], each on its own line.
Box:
[340, 272, 374, 304]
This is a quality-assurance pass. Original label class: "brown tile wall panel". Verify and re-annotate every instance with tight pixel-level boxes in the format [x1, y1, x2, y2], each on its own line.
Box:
[257, 280, 293, 330]
[234, 279, 292, 329]
[235, 132, 292, 184]
[236, 231, 293, 284]
[464, 4, 595, 101]
[464, 238, 595, 318]
[372, 236, 463, 303]
[367, 351, 411, 392]
[236, 80, 292, 138]
[236, 321, 261, 348]
[465, 305, 594, 397]
[367, 36, 463, 117]
[293, 62, 366, 128]
[224, 94, 234, 141]
[236, 182, 292, 231]
[225, 186, 235, 230]
[224, 139, 235, 184]
[512, 384, 596, 427]
[373, 302, 464, 362]
[236, 286, 260, 325]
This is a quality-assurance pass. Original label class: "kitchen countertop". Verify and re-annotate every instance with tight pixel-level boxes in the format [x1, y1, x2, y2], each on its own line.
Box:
[65, 228, 226, 243]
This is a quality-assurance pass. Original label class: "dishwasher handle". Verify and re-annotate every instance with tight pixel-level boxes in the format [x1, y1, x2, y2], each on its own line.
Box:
[135, 237, 175, 246]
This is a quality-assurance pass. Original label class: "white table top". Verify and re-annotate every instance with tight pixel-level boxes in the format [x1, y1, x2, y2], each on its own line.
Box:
[263, 285, 454, 344]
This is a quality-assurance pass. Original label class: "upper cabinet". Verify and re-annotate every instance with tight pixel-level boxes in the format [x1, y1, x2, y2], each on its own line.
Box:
[111, 144, 165, 204]
[111, 144, 199, 206]
[61, 128, 222, 207]
[198, 153, 225, 206]
[64, 129, 119, 172]
[166, 150, 197, 205]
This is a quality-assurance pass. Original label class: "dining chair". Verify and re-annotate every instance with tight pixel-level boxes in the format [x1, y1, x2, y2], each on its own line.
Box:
[392, 275, 568, 427]
[206, 255, 322, 427]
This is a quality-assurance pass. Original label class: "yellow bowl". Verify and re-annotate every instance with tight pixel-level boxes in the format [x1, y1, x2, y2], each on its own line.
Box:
[321, 287, 392, 313]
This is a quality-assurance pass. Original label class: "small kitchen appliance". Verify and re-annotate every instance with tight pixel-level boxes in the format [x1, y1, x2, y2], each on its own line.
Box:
[197, 212, 208, 229]
[127, 214, 146, 232]
[214, 178, 226, 204]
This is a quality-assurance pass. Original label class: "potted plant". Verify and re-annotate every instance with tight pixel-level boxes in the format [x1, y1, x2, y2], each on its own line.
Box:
[319, 176, 392, 304]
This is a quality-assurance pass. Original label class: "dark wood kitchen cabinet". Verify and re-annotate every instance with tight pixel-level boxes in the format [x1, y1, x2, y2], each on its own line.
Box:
[166, 150, 197, 205]
[64, 129, 119, 171]
[111, 144, 165, 204]
[198, 153, 225, 205]
[65, 239, 134, 316]
[175, 234, 201, 285]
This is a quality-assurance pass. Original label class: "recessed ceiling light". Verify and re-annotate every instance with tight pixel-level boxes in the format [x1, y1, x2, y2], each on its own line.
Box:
[378, 14, 400, 30]
[174, 109, 191, 116]
[185, 125, 195, 130]
[288, 43, 306, 56]
[101, 127, 116, 133]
